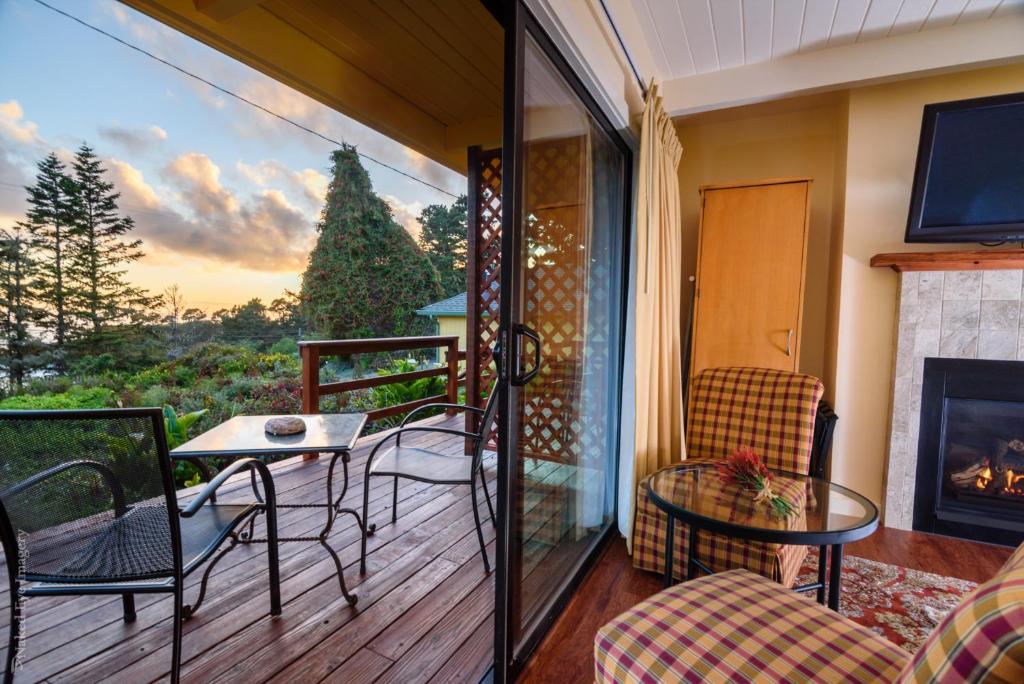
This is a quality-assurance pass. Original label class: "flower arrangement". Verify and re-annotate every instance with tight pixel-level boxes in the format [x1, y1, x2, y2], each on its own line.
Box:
[717, 446, 797, 518]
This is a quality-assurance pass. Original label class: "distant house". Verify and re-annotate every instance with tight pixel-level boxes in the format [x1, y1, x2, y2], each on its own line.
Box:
[415, 292, 467, 362]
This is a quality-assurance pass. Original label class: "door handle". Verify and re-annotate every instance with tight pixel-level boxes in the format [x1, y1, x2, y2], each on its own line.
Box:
[786, 329, 794, 358]
[512, 324, 542, 386]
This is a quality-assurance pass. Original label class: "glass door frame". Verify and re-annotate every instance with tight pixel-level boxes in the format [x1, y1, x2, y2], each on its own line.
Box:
[493, 2, 634, 680]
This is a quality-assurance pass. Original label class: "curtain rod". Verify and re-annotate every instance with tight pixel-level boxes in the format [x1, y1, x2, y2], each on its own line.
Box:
[597, 0, 648, 99]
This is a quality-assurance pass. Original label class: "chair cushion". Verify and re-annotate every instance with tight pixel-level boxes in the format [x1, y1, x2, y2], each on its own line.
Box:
[687, 367, 823, 473]
[595, 568, 910, 684]
[369, 445, 474, 483]
[896, 545, 1024, 683]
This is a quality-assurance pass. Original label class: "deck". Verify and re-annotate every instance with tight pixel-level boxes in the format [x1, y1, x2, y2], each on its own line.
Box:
[2, 413, 495, 683]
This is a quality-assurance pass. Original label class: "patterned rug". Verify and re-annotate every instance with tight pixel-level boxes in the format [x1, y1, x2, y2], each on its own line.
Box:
[795, 553, 976, 653]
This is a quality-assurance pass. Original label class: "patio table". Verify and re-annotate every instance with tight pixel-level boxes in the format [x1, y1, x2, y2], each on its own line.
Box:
[172, 413, 368, 606]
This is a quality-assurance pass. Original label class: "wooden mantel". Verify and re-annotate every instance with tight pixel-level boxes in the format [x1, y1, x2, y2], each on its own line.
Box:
[870, 250, 1024, 272]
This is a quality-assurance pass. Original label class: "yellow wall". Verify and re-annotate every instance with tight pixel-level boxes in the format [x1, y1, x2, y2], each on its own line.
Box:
[674, 95, 848, 385]
[831, 63, 1024, 507]
[437, 315, 468, 353]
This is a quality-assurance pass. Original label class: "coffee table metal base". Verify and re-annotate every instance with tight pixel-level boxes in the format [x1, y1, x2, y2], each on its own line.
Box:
[663, 515, 846, 612]
[236, 450, 370, 607]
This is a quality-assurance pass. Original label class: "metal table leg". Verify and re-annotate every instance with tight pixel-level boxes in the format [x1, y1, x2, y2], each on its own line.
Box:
[664, 514, 675, 587]
[828, 543, 843, 612]
[816, 545, 828, 605]
[686, 524, 699, 581]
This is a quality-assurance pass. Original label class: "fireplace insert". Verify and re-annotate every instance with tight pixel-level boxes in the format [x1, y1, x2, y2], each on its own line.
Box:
[913, 358, 1024, 546]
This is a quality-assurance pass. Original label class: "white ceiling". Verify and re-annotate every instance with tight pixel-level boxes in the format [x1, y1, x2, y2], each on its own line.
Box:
[619, 0, 1024, 80]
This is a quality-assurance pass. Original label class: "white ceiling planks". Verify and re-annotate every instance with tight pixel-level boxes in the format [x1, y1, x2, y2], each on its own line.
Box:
[614, 0, 1024, 79]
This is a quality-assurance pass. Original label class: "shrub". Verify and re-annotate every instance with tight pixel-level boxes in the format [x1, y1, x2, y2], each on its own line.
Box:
[0, 386, 116, 410]
[268, 337, 299, 356]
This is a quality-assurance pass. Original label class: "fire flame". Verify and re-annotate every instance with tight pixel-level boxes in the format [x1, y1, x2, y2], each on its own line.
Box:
[975, 463, 1024, 495]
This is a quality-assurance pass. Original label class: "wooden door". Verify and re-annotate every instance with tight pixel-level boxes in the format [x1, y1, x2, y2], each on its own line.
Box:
[691, 179, 810, 375]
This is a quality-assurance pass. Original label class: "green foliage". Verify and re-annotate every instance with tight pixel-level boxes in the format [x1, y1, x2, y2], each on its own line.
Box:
[417, 195, 468, 298]
[367, 358, 446, 430]
[0, 225, 43, 388]
[162, 405, 208, 450]
[0, 385, 115, 409]
[300, 145, 443, 340]
[268, 337, 298, 356]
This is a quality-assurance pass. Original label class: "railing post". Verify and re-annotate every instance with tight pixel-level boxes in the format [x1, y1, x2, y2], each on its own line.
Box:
[300, 344, 320, 461]
[446, 337, 459, 416]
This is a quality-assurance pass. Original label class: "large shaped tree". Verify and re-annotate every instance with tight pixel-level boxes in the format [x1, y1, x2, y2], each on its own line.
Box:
[301, 146, 442, 339]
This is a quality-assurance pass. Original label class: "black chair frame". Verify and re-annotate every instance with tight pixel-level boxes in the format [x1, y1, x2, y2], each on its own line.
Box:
[359, 394, 497, 574]
[0, 408, 281, 684]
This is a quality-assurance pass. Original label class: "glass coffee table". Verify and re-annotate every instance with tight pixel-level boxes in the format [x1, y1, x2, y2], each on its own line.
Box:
[647, 463, 878, 611]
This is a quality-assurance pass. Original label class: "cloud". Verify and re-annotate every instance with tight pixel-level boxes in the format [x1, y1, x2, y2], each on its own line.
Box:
[384, 194, 425, 240]
[99, 124, 168, 153]
[163, 152, 239, 216]
[0, 101, 40, 145]
[107, 155, 313, 271]
[235, 159, 327, 212]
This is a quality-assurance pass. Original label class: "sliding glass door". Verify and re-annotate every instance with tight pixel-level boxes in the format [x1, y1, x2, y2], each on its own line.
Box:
[494, 3, 631, 679]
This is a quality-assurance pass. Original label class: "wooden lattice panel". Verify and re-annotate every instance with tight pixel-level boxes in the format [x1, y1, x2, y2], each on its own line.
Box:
[467, 147, 502, 439]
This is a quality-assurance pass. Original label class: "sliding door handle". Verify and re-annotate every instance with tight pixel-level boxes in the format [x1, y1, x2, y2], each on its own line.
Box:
[786, 329, 794, 358]
[512, 324, 542, 386]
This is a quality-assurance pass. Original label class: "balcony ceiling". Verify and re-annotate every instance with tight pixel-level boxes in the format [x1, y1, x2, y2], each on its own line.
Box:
[623, 0, 1024, 79]
[603, 0, 1024, 116]
[122, 0, 504, 173]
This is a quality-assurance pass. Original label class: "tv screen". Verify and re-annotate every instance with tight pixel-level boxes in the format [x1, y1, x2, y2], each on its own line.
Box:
[905, 92, 1024, 243]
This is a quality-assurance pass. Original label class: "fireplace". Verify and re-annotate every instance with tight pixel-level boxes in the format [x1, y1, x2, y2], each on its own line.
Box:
[913, 358, 1024, 546]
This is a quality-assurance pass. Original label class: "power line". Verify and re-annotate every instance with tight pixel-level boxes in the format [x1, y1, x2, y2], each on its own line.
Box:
[30, 0, 460, 200]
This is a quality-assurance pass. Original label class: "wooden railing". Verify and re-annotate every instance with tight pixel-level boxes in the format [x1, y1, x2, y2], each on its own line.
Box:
[298, 336, 464, 423]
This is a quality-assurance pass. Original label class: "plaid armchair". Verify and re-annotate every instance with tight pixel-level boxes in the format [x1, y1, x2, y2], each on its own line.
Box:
[632, 367, 824, 586]
[596, 542, 1024, 683]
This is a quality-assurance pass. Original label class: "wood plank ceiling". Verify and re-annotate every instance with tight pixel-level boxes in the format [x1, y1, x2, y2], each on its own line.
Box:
[626, 0, 1024, 79]
[123, 0, 504, 173]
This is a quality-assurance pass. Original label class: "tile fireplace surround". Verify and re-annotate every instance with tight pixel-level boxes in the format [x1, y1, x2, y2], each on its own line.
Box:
[885, 268, 1024, 529]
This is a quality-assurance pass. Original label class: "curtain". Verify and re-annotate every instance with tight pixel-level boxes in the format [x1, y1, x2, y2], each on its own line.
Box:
[625, 83, 685, 552]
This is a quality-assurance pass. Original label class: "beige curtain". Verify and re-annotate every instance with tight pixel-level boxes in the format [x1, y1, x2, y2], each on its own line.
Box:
[627, 83, 685, 551]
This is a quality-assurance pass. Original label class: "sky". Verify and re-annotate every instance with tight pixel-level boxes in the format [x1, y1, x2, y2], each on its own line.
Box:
[0, 0, 466, 313]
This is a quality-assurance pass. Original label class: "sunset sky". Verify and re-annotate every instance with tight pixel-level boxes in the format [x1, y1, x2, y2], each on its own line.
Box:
[0, 0, 466, 313]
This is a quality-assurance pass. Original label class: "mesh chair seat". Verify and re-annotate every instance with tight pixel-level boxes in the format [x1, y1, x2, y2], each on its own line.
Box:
[369, 445, 474, 483]
[27, 503, 256, 583]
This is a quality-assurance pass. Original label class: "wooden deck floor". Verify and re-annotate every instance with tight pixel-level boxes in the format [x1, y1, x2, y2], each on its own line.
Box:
[2, 414, 496, 684]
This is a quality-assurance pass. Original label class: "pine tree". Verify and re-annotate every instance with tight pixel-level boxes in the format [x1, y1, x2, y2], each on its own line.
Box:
[23, 152, 79, 371]
[0, 225, 41, 389]
[67, 144, 156, 356]
[417, 195, 468, 298]
[301, 145, 443, 339]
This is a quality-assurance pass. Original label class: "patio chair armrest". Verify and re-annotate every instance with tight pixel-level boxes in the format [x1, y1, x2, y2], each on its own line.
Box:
[180, 458, 276, 518]
[2, 460, 128, 515]
[399, 403, 484, 427]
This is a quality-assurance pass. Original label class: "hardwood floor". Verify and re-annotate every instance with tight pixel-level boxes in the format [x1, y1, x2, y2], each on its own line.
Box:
[1, 414, 497, 684]
[519, 527, 1013, 682]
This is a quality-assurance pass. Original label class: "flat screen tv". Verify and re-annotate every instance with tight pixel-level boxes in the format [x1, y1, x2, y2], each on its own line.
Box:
[905, 91, 1024, 243]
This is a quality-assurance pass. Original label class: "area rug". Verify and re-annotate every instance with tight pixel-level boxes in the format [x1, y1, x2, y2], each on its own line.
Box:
[794, 553, 976, 653]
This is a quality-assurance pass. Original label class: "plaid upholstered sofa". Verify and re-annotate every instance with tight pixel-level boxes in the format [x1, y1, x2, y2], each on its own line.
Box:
[632, 367, 824, 586]
[595, 542, 1024, 683]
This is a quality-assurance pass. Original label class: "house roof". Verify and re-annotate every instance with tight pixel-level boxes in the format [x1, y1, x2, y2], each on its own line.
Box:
[416, 292, 467, 317]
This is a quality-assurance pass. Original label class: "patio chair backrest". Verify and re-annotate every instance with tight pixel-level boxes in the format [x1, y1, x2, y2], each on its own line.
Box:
[0, 408, 181, 583]
[471, 391, 500, 469]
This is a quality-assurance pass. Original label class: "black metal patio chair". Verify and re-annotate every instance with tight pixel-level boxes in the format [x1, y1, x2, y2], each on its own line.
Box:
[0, 408, 281, 684]
[360, 390, 498, 574]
